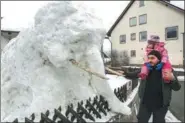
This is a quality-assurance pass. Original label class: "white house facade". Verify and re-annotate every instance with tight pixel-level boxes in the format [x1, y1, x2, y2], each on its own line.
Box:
[107, 0, 184, 66]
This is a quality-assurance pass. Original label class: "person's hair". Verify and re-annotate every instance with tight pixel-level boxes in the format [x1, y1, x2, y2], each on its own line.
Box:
[148, 50, 162, 61]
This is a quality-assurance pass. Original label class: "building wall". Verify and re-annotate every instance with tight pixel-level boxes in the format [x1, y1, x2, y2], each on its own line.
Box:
[1, 35, 9, 51]
[1, 31, 19, 41]
[111, 1, 184, 65]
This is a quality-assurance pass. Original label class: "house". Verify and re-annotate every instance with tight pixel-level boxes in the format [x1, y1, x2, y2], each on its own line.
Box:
[1, 30, 20, 50]
[107, 0, 184, 66]
[1, 30, 20, 41]
[1, 17, 20, 50]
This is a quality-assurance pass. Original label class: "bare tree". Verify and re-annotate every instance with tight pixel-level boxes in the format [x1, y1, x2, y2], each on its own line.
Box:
[111, 50, 130, 67]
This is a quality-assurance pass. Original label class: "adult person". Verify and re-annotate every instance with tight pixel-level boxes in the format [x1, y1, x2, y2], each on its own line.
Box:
[124, 50, 181, 122]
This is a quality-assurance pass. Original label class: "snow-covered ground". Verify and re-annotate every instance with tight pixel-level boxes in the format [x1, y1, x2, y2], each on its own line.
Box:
[173, 68, 184, 72]
[106, 74, 131, 90]
[177, 76, 184, 81]
[104, 58, 111, 63]
[123, 66, 141, 69]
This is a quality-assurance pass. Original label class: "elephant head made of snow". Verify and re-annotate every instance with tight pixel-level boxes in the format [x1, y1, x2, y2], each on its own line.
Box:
[1, 1, 131, 122]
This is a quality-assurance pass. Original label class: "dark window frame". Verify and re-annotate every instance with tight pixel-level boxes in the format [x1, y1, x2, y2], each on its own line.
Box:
[139, 31, 147, 42]
[130, 33, 136, 41]
[120, 34, 126, 44]
[139, 14, 147, 25]
[139, 1, 145, 7]
[165, 26, 178, 41]
[130, 50, 136, 57]
[129, 17, 137, 27]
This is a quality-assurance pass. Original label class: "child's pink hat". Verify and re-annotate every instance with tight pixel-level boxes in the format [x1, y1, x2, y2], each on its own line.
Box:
[148, 35, 160, 42]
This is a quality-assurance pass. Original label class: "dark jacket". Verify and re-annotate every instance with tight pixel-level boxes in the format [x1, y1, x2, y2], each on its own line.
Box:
[124, 68, 181, 107]
[143, 68, 163, 110]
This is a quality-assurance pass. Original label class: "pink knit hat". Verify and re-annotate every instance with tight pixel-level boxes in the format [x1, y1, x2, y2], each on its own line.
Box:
[148, 35, 160, 42]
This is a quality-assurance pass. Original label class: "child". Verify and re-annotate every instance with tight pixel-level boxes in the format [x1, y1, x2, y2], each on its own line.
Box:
[139, 35, 172, 82]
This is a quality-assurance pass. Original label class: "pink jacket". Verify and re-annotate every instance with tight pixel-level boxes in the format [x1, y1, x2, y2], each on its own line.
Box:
[144, 42, 169, 63]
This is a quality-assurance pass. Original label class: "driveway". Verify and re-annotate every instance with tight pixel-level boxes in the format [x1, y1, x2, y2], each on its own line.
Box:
[169, 79, 184, 122]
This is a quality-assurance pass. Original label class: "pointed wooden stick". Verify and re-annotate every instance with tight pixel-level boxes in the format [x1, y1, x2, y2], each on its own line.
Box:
[69, 59, 109, 80]
[105, 67, 124, 76]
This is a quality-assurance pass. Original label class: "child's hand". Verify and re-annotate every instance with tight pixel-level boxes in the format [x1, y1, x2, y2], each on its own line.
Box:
[163, 70, 174, 81]
[164, 71, 175, 81]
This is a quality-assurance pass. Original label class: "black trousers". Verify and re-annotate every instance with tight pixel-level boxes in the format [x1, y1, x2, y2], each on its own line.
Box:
[137, 103, 168, 123]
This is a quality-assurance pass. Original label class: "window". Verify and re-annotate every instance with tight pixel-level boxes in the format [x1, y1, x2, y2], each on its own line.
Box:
[165, 26, 178, 40]
[120, 35, 126, 44]
[139, 14, 147, 25]
[139, 31, 147, 41]
[131, 50, 136, 57]
[139, 1, 144, 7]
[131, 33, 136, 40]
[8, 32, 12, 35]
[130, 17, 137, 27]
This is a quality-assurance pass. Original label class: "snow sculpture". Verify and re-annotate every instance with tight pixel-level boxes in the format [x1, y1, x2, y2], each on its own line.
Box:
[1, 1, 131, 121]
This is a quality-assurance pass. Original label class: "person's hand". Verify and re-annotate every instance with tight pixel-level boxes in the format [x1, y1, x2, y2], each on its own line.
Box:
[156, 62, 164, 70]
[122, 69, 129, 76]
[146, 63, 152, 70]
[163, 70, 175, 81]
[117, 70, 124, 75]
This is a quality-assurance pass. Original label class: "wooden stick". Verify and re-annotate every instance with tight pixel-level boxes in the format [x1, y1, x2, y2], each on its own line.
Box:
[69, 59, 109, 80]
[105, 67, 124, 76]
[108, 66, 123, 71]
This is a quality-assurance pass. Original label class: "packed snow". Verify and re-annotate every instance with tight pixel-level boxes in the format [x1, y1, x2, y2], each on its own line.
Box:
[122, 66, 141, 69]
[177, 76, 184, 81]
[104, 58, 111, 63]
[106, 74, 131, 90]
[174, 68, 185, 72]
[1, 35, 9, 51]
[1, 1, 131, 122]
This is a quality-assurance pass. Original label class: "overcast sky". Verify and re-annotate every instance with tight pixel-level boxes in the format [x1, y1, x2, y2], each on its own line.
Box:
[1, 1, 184, 31]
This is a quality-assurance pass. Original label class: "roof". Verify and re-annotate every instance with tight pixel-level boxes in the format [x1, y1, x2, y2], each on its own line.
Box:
[1, 30, 20, 33]
[107, 0, 185, 36]
[1, 18, 23, 32]
[103, 52, 109, 58]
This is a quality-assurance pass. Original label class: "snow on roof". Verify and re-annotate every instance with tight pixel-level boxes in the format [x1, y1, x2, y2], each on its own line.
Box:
[1, 18, 22, 32]
[1, 28, 21, 32]
[169, 1, 184, 10]
[1, 16, 29, 32]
